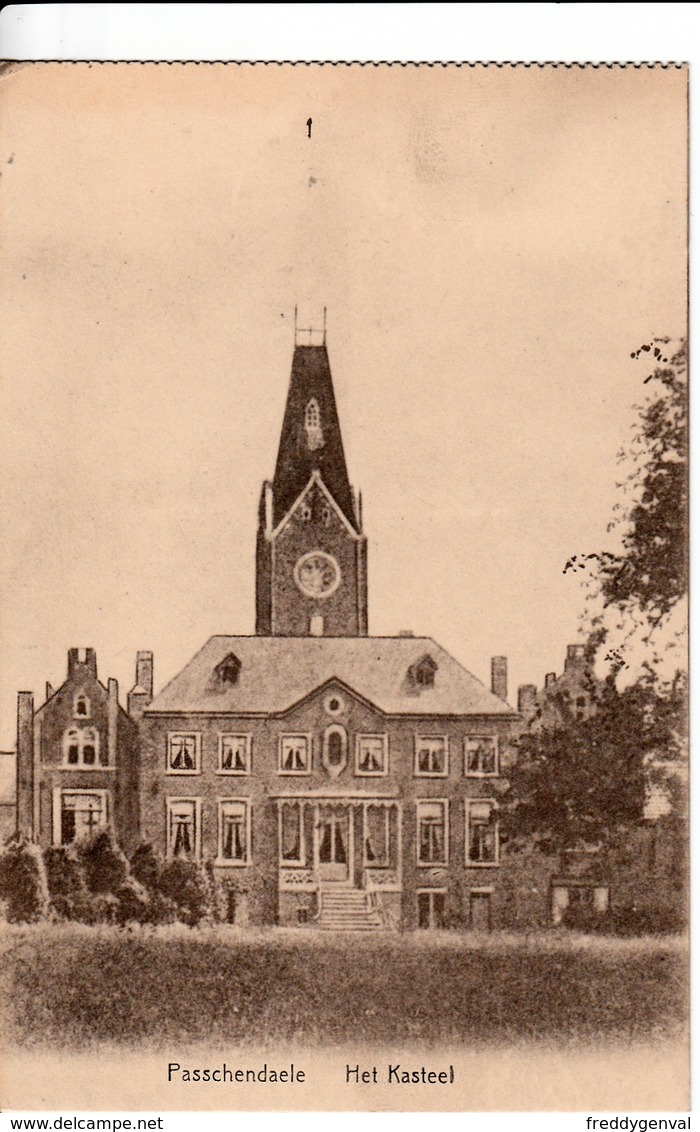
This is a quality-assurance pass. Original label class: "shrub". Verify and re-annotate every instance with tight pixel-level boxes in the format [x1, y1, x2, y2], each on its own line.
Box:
[0, 839, 50, 923]
[129, 842, 179, 925]
[159, 858, 215, 927]
[130, 842, 161, 893]
[114, 876, 152, 926]
[77, 828, 130, 895]
[561, 902, 686, 937]
[43, 844, 94, 922]
[46, 833, 170, 925]
[607, 905, 686, 937]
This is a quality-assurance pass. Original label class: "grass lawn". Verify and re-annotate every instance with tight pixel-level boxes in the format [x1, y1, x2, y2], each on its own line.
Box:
[0, 923, 687, 1050]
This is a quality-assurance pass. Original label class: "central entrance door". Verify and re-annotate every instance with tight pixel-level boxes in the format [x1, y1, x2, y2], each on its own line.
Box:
[317, 806, 351, 883]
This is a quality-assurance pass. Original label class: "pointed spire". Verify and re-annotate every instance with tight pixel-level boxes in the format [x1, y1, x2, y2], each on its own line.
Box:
[271, 340, 358, 530]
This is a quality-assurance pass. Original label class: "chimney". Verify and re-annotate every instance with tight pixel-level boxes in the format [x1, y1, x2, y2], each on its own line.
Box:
[67, 647, 97, 680]
[16, 692, 34, 839]
[565, 644, 586, 672]
[398, 630, 414, 638]
[491, 656, 508, 702]
[107, 678, 119, 768]
[128, 650, 154, 717]
[136, 651, 153, 700]
[45, 682, 54, 701]
[517, 684, 537, 715]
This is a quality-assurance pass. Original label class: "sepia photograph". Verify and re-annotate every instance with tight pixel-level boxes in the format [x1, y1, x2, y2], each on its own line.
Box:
[0, 59, 688, 1112]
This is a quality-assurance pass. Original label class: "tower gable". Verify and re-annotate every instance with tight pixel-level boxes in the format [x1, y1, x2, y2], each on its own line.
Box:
[271, 345, 359, 532]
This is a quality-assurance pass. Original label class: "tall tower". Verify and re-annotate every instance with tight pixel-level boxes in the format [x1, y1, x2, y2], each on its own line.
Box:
[256, 332, 368, 637]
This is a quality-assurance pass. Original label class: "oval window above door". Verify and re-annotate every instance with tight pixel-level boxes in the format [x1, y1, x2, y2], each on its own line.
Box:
[321, 725, 348, 778]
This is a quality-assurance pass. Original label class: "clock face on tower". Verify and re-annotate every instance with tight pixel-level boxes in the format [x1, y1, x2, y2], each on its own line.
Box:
[294, 551, 341, 599]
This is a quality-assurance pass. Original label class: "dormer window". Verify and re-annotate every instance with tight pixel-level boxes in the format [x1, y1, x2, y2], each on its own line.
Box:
[304, 399, 324, 451]
[409, 655, 438, 689]
[215, 653, 242, 687]
[74, 693, 90, 719]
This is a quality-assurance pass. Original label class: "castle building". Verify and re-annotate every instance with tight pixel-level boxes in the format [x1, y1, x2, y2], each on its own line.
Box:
[13, 332, 525, 930]
[137, 336, 521, 929]
[11, 332, 685, 931]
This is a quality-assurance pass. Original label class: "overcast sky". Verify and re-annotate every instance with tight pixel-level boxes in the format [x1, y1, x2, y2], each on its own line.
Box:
[0, 63, 687, 747]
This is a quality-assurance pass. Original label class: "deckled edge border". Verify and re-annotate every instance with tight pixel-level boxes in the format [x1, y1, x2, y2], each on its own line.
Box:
[0, 60, 689, 67]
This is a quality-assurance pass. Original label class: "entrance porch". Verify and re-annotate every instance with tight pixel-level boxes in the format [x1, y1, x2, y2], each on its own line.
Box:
[274, 794, 402, 928]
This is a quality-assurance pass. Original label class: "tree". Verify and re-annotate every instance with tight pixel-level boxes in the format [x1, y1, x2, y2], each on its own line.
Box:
[502, 672, 684, 858]
[0, 839, 50, 923]
[599, 338, 687, 626]
[567, 338, 688, 689]
[506, 338, 688, 861]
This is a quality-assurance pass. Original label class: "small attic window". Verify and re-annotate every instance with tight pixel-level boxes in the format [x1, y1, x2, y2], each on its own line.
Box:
[215, 653, 242, 686]
[74, 693, 90, 718]
[410, 654, 438, 689]
[304, 399, 324, 451]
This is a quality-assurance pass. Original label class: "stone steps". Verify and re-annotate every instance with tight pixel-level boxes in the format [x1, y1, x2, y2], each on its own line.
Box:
[318, 888, 383, 931]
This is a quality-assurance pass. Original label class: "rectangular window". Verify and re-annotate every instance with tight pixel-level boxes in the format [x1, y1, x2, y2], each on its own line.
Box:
[416, 800, 448, 865]
[364, 803, 390, 866]
[417, 889, 446, 930]
[466, 800, 499, 865]
[219, 734, 251, 775]
[218, 799, 250, 865]
[415, 736, 448, 777]
[464, 736, 498, 776]
[57, 790, 108, 845]
[166, 797, 201, 859]
[167, 732, 201, 775]
[279, 800, 305, 865]
[356, 734, 388, 776]
[279, 734, 311, 775]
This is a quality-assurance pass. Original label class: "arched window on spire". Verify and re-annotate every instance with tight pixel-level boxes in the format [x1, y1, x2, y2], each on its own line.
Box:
[304, 399, 324, 451]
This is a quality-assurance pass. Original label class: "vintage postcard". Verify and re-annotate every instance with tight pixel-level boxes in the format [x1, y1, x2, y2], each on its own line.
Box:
[0, 61, 688, 1113]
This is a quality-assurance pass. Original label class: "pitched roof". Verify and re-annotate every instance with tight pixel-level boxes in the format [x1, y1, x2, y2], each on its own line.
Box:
[271, 345, 358, 530]
[147, 636, 517, 717]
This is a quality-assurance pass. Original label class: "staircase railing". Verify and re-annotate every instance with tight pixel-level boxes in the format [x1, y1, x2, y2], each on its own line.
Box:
[311, 869, 323, 922]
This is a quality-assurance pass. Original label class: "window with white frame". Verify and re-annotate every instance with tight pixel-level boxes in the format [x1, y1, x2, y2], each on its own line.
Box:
[63, 726, 103, 767]
[415, 736, 448, 777]
[417, 889, 446, 930]
[73, 692, 91, 718]
[356, 734, 388, 776]
[218, 799, 251, 864]
[167, 732, 201, 774]
[364, 803, 390, 866]
[416, 800, 448, 865]
[166, 797, 200, 858]
[57, 790, 108, 844]
[464, 736, 498, 777]
[305, 399, 320, 430]
[279, 800, 305, 865]
[304, 399, 324, 450]
[322, 725, 348, 776]
[466, 799, 499, 865]
[219, 734, 251, 774]
[279, 734, 311, 774]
